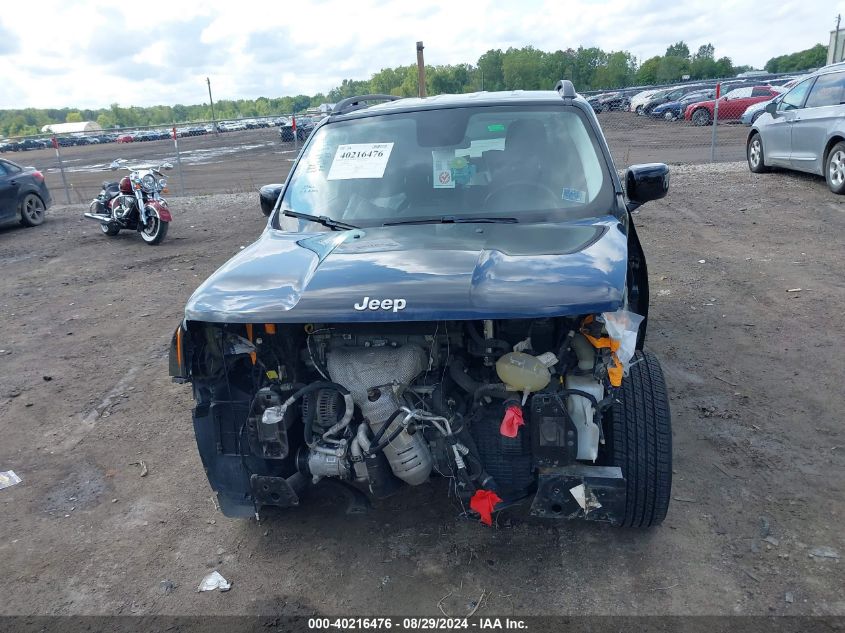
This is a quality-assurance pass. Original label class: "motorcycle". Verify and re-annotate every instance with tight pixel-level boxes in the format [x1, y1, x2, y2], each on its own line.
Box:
[84, 159, 174, 245]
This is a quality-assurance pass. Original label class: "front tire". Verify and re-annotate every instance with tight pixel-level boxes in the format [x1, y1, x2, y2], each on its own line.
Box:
[825, 141, 845, 195]
[691, 109, 711, 126]
[19, 193, 45, 227]
[140, 216, 169, 245]
[663, 110, 675, 121]
[605, 350, 672, 528]
[747, 133, 769, 174]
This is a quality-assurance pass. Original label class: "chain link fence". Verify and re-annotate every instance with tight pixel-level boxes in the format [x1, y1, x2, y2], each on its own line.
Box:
[0, 114, 312, 204]
[0, 75, 803, 203]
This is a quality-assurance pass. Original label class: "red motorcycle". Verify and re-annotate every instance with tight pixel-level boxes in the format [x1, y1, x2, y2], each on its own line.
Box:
[84, 159, 173, 245]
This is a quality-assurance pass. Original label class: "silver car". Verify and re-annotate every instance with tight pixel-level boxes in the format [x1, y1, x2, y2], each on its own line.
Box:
[747, 63, 845, 193]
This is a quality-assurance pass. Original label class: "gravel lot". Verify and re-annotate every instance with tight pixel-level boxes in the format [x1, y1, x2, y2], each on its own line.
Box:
[0, 162, 843, 616]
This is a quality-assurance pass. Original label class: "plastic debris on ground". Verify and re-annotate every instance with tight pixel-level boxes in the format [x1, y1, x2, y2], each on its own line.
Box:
[0, 470, 22, 490]
[197, 571, 232, 592]
[809, 546, 840, 560]
[469, 489, 502, 526]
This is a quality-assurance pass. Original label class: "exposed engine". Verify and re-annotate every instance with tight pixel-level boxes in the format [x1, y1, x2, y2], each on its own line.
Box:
[206, 317, 623, 513]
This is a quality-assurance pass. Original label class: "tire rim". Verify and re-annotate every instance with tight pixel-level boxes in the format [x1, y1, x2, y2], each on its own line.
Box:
[830, 150, 845, 188]
[749, 138, 761, 168]
[694, 111, 708, 125]
[24, 195, 44, 223]
[142, 216, 161, 241]
[664, 111, 674, 121]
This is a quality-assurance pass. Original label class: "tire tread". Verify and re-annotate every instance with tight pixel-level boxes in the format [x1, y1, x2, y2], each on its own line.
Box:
[609, 350, 672, 527]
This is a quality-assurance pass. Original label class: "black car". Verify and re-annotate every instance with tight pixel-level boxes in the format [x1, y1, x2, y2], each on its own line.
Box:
[641, 85, 708, 116]
[279, 117, 314, 142]
[0, 158, 52, 227]
[9, 138, 45, 152]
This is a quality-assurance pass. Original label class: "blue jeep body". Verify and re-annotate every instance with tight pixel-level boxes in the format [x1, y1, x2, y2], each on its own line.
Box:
[170, 84, 673, 528]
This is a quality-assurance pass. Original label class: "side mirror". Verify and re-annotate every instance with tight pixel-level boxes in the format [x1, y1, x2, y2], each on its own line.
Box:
[161, 162, 174, 170]
[109, 159, 121, 171]
[625, 163, 669, 211]
[765, 100, 778, 115]
[258, 183, 284, 217]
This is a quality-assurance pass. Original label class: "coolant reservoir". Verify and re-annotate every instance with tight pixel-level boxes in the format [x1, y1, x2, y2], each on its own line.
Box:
[496, 352, 553, 392]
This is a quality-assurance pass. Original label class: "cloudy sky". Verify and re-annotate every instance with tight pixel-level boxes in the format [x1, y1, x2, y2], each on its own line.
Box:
[0, 0, 837, 110]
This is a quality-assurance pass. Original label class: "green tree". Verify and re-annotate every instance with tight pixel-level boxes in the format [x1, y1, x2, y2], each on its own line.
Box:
[764, 43, 826, 73]
[636, 56, 662, 84]
[593, 51, 636, 88]
[502, 46, 547, 89]
[477, 49, 505, 91]
[714, 56, 734, 77]
[65, 111, 83, 123]
[656, 55, 690, 82]
[665, 41, 690, 59]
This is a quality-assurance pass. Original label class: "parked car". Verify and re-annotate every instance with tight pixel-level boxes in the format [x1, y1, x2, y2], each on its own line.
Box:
[169, 82, 674, 528]
[629, 89, 664, 114]
[279, 117, 315, 141]
[0, 158, 52, 227]
[640, 85, 708, 116]
[598, 90, 634, 111]
[116, 134, 134, 143]
[218, 121, 247, 132]
[650, 89, 716, 121]
[684, 86, 782, 126]
[748, 62, 845, 193]
[741, 98, 777, 126]
[8, 138, 46, 151]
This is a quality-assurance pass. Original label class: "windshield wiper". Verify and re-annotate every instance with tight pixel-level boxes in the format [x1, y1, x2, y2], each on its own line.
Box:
[283, 209, 359, 230]
[383, 216, 518, 227]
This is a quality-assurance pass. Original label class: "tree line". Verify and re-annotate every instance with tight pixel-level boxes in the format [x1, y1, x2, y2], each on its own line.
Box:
[0, 41, 826, 138]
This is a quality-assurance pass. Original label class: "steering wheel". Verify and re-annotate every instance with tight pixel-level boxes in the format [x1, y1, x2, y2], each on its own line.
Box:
[483, 181, 560, 211]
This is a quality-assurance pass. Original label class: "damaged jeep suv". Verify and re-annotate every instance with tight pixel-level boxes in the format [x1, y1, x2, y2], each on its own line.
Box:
[169, 81, 673, 527]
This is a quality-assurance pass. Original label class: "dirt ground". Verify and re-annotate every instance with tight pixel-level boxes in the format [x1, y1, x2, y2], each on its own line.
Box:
[2, 112, 750, 202]
[0, 162, 843, 617]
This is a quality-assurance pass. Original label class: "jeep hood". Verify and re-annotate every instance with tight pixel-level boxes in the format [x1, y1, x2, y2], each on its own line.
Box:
[184, 217, 628, 323]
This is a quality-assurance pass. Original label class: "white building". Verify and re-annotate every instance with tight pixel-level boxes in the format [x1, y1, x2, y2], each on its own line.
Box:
[829, 28, 845, 64]
[40, 121, 103, 134]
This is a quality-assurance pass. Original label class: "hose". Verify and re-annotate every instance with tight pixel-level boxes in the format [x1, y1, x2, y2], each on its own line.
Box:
[370, 409, 404, 446]
[449, 357, 481, 394]
[472, 382, 517, 405]
[466, 321, 511, 355]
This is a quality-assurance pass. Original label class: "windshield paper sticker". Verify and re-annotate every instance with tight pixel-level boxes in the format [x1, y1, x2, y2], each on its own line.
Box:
[432, 150, 455, 189]
[562, 188, 587, 203]
[327, 143, 394, 180]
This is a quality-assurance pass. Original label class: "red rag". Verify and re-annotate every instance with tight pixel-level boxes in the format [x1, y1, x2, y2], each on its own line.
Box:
[470, 489, 503, 526]
[500, 404, 524, 438]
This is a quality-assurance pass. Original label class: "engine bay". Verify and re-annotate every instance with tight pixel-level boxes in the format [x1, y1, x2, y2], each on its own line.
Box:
[182, 316, 631, 522]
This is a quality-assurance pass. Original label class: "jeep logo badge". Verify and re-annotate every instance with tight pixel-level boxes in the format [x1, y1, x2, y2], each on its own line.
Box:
[353, 296, 407, 312]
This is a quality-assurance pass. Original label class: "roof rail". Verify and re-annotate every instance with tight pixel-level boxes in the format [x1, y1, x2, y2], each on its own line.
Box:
[555, 80, 576, 99]
[331, 94, 402, 116]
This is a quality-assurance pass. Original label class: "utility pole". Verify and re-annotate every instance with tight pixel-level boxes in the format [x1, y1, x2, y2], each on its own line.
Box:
[416, 41, 427, 98]
[207, 77, 218, 137]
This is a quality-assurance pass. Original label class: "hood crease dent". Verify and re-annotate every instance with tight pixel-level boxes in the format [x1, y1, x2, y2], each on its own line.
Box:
[184, 217, 628, 323]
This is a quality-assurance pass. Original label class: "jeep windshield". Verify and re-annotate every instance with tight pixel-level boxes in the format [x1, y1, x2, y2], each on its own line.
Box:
[274, 104, 615, 229]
